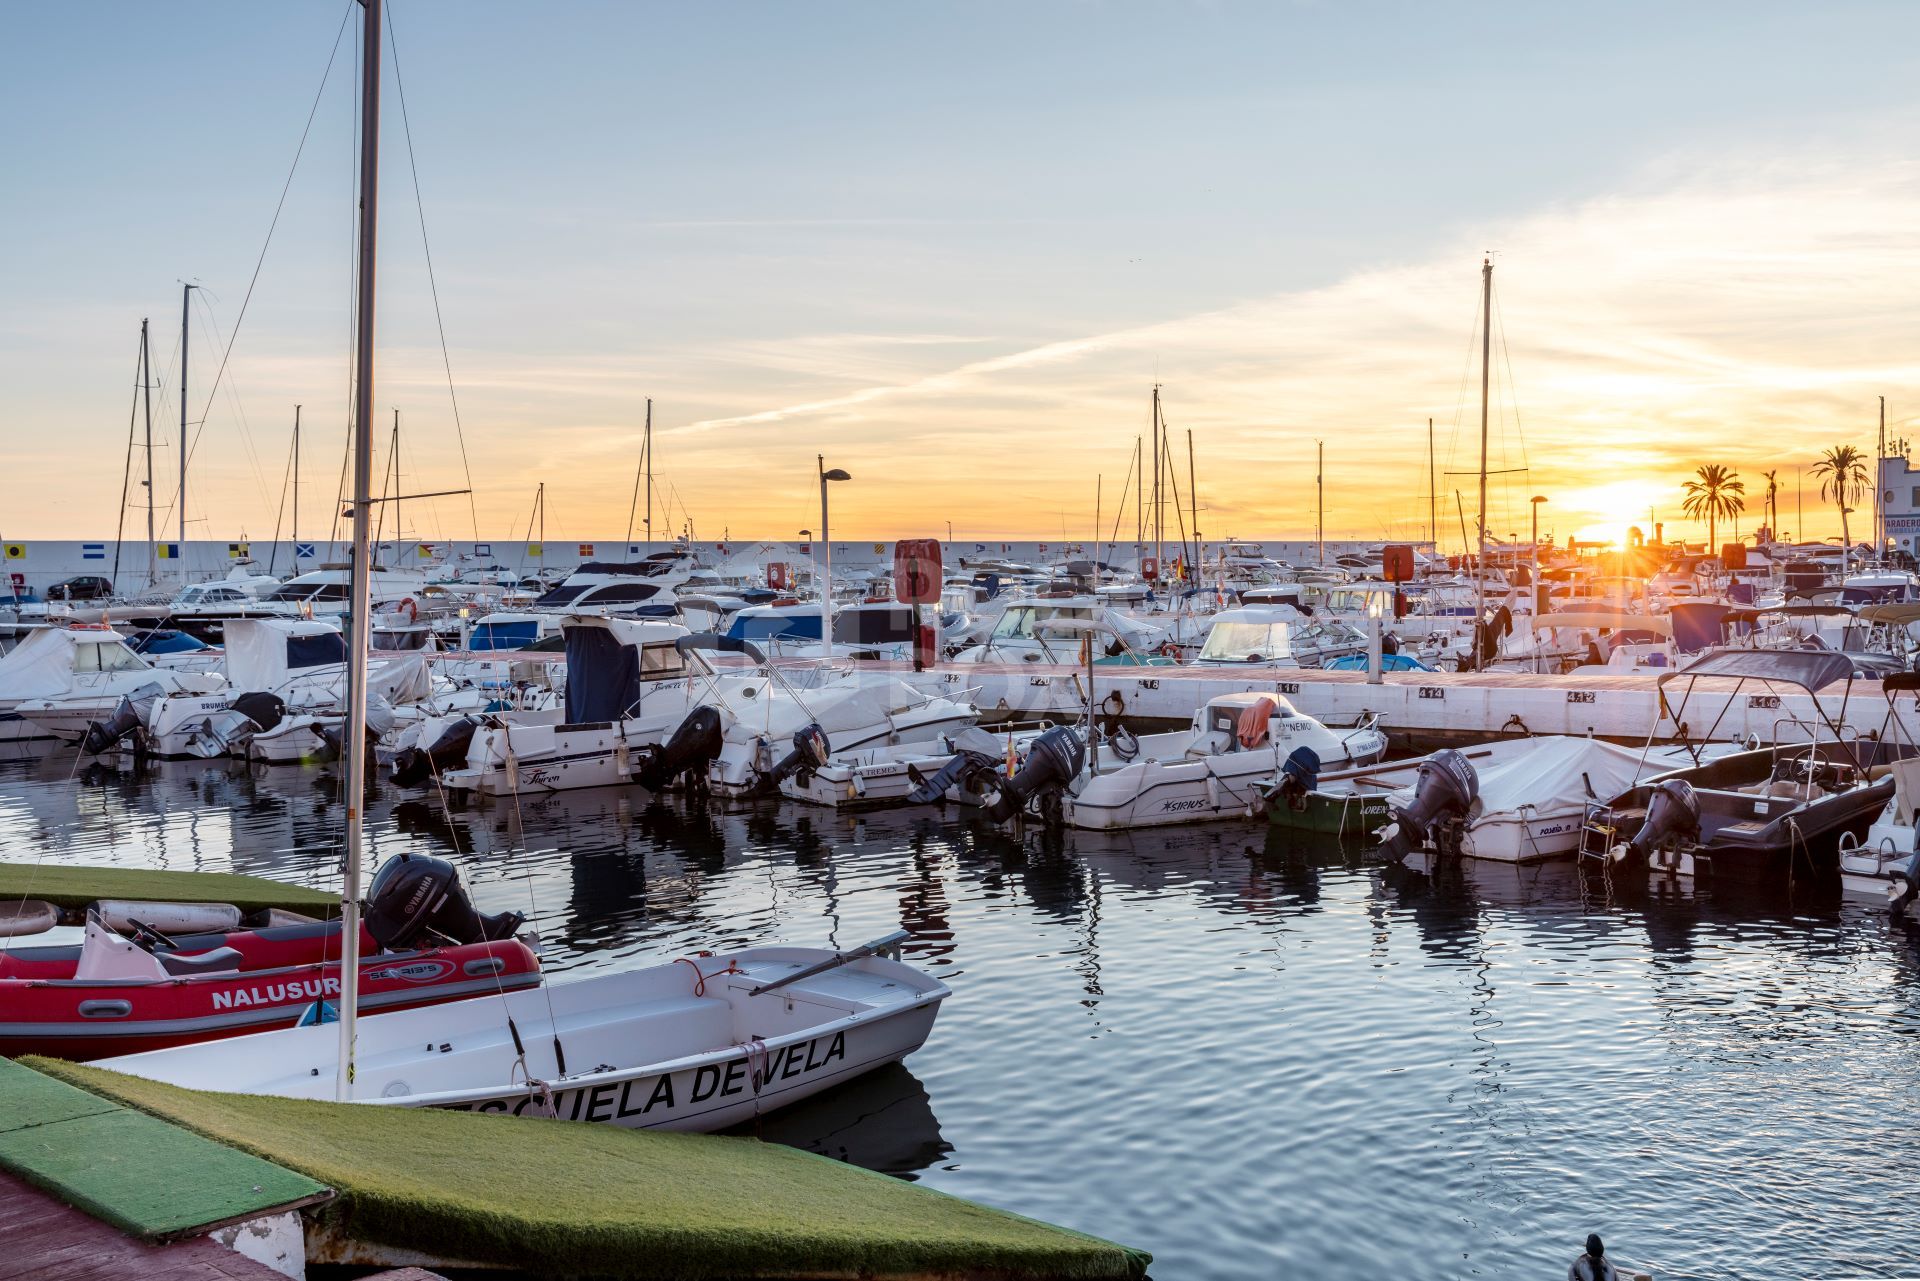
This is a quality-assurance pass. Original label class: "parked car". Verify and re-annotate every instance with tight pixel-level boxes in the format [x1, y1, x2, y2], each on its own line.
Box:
[45, 575, 113, 601]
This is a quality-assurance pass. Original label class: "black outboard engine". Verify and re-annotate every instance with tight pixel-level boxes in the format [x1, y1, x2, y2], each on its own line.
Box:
[364, 852, 524, 950]
[1891, 847, 1920, 917]
[1375, 748, 1479, 861]
[906, 750, 1001, 805]
[985, 726, 1085, 825]
[1271, 746, 1322, 813]
[751, 723, 832, 796]
[82, 693, 149, 755]
[1623, 778, 1702, 871]
[634, 706, 724, 791]
[232, 691, 287, 733]
[390, 716, 481, 787]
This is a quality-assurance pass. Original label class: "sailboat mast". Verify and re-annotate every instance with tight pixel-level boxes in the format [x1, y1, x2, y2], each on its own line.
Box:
[1476, 256, 1492, 660]
[1186, 428, 1197, 581]
[644, 397, 653, 551]
[292, 405, 301, 562]
[179, 283, 194, 581]
[1427, 417, 1435, 549]
[142, 319, 156, 588]
[1151, 386, 1163, 575]
[337, 0, 384, 1103]
[1316, 440, 1324, 566]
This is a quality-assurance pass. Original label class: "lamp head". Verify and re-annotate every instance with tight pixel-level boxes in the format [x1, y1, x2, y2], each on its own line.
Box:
[823, 469, 852, 483]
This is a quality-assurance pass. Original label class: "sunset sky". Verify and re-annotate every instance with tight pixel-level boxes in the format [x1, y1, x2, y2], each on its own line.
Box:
[6, 2, 1920, 550]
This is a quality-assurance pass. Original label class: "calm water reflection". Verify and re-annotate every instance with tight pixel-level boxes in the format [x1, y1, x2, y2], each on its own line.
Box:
[5, 746, 1918, 1280]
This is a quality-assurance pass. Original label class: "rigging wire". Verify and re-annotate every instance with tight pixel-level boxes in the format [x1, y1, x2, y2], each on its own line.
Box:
[188, 1, 356, 482]
[387, 1, 482, 545]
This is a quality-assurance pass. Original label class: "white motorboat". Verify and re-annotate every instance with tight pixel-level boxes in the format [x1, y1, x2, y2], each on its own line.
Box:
[94, 933, 947, 1134]
[1060, 692, 1387, 830]
[5, 626, 221, 744]
[1190, 605, 1368, 669]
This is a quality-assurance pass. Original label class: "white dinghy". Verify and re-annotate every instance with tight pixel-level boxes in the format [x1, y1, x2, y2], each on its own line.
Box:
[95, 932, 948, 1133]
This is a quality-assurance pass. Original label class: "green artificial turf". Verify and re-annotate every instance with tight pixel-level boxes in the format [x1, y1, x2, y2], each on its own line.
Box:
[0, 1058, 328, 1240]
[32, 1058, 1149, 1279]
[0, 862, 338, 915]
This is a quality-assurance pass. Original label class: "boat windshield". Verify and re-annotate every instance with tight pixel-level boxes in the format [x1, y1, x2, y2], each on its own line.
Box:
[993, 606, 1089, 639]
[1198, 622, 1292, 662]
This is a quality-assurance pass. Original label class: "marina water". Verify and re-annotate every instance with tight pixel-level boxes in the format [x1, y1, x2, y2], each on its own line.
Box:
[4, 746, 1915, 1280]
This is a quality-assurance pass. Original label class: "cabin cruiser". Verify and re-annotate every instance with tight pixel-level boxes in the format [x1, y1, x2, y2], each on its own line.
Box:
[1580, 650, 1901, 885]
[4, 626, 222, 744]
[529, 556, 692, 616]
[124, 572, 284, 643]
[258, 566, 427, 621]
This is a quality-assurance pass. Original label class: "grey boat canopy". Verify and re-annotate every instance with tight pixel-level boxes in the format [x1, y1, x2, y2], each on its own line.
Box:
[1658, 647, 1855, 694]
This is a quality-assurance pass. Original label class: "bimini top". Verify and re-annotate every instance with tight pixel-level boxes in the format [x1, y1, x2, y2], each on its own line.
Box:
[1658, 647, 1855, 693]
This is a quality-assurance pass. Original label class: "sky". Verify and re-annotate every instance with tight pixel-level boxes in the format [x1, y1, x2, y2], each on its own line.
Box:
[5, 1, 1920, 550]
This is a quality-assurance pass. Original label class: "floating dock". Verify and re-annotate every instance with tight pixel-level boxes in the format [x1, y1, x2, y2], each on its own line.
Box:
[895, 660, 1920, 748]
[21, 1057, 1150, 1280]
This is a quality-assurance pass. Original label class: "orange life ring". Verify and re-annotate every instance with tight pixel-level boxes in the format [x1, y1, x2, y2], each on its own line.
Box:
[398, 597, 419, 623]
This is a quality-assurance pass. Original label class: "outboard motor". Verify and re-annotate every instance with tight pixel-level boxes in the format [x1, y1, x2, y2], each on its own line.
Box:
[231, 691, 287, 733]
[985, 726, 1086, 825]
[751, 723, 831, 796]
[364, 852, 524, 950]
[390, 716, 481, 787]
[1891, 846, 1920, 917]
[1375, 748, 1479, 862]
[1615, 778, 1702, 871]
[1271, 745, 1322, 814]
[634, 706, 724, 791]
[906, 749, 1001, 805]
[82, 685, 163, 755]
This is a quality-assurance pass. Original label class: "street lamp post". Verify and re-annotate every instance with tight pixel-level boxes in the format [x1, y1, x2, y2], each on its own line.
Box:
[818, 458, 851, 656]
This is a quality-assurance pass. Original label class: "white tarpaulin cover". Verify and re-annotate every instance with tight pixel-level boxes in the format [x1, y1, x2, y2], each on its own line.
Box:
[1390, 736, 1671, 817]
[223, 618, 344, 692]
[0, 629, 145, 702]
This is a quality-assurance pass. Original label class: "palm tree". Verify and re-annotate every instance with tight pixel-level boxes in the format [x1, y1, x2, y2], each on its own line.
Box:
[1812, 443, 1870, 571]
[1681, 464, 1746, 556]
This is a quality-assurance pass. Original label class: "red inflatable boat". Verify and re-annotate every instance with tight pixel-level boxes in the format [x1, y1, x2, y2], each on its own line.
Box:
[0, 854, 541, 1061]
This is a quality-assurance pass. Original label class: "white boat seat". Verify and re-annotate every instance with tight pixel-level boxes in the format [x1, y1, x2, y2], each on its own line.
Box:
[158, 946, 245, 976]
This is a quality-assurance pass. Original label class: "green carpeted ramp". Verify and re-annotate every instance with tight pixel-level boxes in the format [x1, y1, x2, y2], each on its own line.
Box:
[0, 1058, 330, 1240]
[34, 1058, 1150, 1279]
[0, 862, 339, 915]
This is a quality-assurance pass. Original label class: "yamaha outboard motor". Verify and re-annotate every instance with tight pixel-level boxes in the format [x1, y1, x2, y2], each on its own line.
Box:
[635, 706, 724, 791]
[232, 691, 287, 733]
[390, 716, 481, 787]
[906, 749, 1001, 805]
[1621, 778, 1702, 870]
[1375, 748, 1479, 861]
[751, 723, 831, 796]
[1272, 745, 1322, 814]
[986, 726, 1086, 824]
[364, 852, 524, 950]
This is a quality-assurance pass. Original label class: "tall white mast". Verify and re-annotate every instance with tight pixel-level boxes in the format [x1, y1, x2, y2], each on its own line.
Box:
[179, 283, 196, 581]
[1475, 257, 1492, 665]
[337, 0, 383, 1103]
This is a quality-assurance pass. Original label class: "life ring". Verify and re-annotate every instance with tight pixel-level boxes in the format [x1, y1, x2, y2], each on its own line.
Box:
[398, 597, 419, 623]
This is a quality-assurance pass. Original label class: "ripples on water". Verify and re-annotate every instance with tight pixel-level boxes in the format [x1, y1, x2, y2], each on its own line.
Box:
[4, 745, 1917, 1280]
